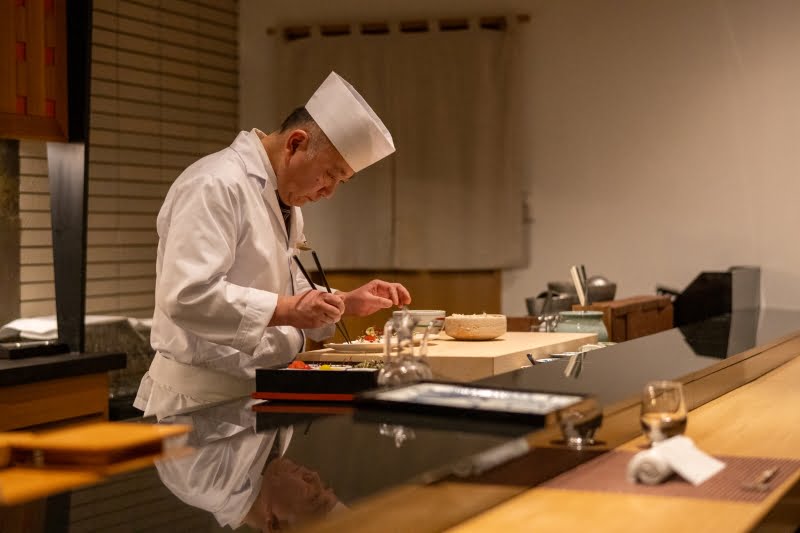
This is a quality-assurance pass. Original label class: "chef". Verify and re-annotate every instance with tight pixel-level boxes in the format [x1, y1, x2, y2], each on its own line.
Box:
[135, 72, 410, 419]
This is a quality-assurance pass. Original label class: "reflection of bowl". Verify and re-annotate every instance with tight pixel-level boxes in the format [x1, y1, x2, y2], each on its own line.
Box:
[392, 309, 446, 336]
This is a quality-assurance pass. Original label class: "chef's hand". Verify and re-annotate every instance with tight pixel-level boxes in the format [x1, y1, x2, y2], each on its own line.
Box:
[340, 280, 412, 317]
[270, 290, 344, 328]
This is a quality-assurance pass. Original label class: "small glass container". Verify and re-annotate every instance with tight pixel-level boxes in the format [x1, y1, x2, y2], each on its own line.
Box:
[377, 309, 433, 386]
[555, 310, 609, 342]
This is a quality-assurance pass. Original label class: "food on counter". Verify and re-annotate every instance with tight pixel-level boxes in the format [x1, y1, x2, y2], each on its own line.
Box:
[444, 313, 507, 341]
[283, 361, 380, 371]
[354, 360, 385, 369]
[355, 326, 383, 343]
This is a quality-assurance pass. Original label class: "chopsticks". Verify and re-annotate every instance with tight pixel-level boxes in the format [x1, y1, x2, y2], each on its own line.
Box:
[570, 265, 586, 307]
[310, 250, 354, 344]
[292, 255, 353, 344]
[570, 264, 590, 307]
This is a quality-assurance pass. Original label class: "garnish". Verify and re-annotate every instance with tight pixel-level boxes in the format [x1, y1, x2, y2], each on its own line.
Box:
[358, 326, 383, 343]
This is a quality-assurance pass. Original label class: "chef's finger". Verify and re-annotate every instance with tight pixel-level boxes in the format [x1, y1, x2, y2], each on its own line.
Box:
[321, 292, 345, 313]
[320, 298, 344, 320]
[385, 283, 400, 306]
[370, 294, 393, 309]
[395, 284, 411, 305]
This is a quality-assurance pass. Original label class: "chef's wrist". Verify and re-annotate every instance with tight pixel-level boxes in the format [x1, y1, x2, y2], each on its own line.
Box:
[337, 291, 354, 316]
[269, 294, 296, 326]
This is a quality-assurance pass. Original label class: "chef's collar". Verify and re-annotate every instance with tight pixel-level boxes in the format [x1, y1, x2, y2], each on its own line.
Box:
[249, 128, 277, 191]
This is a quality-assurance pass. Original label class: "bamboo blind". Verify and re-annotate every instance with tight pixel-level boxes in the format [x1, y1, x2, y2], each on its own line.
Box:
[19, 0, 238, 319]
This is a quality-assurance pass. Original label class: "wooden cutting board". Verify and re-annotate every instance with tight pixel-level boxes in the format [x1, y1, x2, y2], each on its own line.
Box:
[300, 331, 596, 382]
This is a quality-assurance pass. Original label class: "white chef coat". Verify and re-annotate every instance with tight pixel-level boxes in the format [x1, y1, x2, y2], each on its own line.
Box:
[135, 129, 333, 418]
[155, 398, 292, 529]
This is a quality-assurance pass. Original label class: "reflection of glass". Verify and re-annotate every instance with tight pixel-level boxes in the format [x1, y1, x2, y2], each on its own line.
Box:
[378, 423, 416, 448]
[377, 308, 433, 386]
[556, 400, 603, 449]
[640, 380, 687, 443]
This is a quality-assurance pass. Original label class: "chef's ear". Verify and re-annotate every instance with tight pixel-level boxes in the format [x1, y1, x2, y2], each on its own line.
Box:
[286, 129, 310, 155]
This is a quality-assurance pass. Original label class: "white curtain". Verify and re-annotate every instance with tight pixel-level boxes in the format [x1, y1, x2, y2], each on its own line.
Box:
[276, 20, 526, 270]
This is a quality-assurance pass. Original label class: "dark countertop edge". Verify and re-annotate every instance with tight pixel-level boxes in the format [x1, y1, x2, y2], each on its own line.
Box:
[601, 328, 800, 417]
[0, 352, 127, 387]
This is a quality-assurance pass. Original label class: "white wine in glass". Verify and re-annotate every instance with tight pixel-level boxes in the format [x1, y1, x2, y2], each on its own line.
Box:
[640, 380, 687, 443]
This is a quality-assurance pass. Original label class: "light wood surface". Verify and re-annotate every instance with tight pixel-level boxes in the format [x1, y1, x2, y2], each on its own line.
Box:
[0, 373, 110, 431]
[0, 423, 191, 505]
[300, 331, 596, 381]
[447, 355, 800, 533]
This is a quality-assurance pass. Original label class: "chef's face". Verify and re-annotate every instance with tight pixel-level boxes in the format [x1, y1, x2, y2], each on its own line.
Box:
[251, 457, 339, 532]
[278, 129, 354, 206]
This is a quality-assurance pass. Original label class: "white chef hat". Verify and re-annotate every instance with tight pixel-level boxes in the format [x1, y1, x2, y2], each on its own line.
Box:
[305, 71, 395, 172]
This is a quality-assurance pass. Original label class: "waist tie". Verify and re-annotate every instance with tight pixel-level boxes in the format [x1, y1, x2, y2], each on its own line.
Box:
[148, 352, 254, 403]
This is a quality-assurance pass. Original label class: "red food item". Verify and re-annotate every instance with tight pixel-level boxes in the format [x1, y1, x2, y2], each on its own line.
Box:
[288, 360, 311, 370]
[363, 334, 377, 342]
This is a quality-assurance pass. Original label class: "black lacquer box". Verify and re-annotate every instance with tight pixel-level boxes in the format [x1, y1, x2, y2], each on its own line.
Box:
[254, 362, 379, 401]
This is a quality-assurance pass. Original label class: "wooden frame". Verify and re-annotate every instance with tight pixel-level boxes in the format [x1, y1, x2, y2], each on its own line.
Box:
[0, 0, 69, 141]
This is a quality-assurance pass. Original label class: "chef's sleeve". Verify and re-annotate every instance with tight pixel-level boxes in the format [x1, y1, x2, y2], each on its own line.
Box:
[156, 174, 275, 355]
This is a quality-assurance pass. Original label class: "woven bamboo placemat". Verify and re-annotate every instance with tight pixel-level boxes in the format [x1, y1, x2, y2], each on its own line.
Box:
[541, 450, 800, 503]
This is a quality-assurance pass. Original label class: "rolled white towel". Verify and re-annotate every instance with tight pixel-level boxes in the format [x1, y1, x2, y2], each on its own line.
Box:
[626, 448, 674, 485]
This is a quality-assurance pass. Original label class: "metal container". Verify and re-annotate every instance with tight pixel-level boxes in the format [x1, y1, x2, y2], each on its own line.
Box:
[526, 291, 576, 316]
[547, 277, 617, 304]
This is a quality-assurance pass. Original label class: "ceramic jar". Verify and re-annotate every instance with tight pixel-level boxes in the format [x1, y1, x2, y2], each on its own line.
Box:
[555, 311, 609, 342]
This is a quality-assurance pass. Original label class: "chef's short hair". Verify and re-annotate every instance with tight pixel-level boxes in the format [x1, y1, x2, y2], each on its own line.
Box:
[279, 107, 333, 156]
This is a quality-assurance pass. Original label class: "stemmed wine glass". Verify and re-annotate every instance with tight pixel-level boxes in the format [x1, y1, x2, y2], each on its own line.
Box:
[640, 380, 687, 444]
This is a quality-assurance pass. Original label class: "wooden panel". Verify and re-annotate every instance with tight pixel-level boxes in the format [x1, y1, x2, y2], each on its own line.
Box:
[0, 373, 110, 431]
[574, 295, 673, 342]
[0, 0, 68, 140]
[0, 0, 15, 114]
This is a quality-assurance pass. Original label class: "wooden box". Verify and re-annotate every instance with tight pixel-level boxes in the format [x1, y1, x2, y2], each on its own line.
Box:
[573, 295, 673, 343]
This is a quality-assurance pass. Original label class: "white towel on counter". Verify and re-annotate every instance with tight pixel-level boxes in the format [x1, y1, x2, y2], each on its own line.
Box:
[626, 448, 674, 485]
[627, 436, 726, 486]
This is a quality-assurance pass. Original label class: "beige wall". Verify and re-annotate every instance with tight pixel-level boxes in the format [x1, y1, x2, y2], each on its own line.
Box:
[241, 0, 800, 315]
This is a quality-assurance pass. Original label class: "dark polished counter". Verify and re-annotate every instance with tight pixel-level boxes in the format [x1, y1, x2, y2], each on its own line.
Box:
[0, 351, 126, 387]
[480, 309, 800, 408]
[6, 309, 800, 532]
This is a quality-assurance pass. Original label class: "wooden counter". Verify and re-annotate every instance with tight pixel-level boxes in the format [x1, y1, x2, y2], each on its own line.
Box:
[0, 352, 125, 431]
[299, 331, 596, 381]
[448, 355, 800, 533]
[299, 323, 800, 533]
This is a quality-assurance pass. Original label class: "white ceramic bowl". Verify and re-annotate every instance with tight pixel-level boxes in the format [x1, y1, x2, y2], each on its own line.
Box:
[392, 309, 446, 336]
